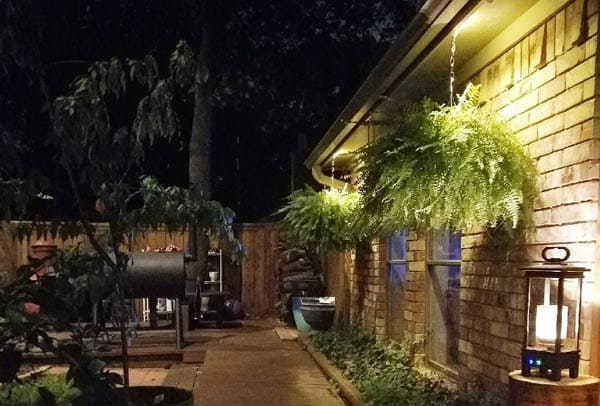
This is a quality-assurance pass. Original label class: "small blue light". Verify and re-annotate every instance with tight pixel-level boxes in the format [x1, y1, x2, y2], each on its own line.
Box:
[535, 359, 542, 366]
[528, 359, 534, 365]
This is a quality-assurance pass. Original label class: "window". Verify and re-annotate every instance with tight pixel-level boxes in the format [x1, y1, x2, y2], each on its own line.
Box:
[426, 229, 461, 370]
[388, 231, 407, 341]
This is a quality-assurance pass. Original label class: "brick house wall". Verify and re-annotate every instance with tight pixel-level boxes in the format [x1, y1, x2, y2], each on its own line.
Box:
[347, 239, 388, 338]
[321, 0, 599, 400]
[404, 232, 427, 345]
[458, 0, 599, 395]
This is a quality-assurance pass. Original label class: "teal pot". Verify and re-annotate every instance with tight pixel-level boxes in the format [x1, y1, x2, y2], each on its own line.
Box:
[292, 297, 312, 333]
[118, 386, 192, 406]
[300, 298, 335, 331]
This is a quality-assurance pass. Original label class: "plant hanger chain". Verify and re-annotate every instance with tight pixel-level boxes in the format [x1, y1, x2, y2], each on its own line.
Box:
[331, 154, 335, 190]
[449, 29, 458, 106]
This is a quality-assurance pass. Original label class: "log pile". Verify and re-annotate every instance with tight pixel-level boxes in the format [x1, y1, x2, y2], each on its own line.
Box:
[275, 242, 324, 324]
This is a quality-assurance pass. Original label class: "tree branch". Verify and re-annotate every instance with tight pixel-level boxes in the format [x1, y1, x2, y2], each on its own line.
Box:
[60, 151, 117, 271]
[48, 60, 91, 68]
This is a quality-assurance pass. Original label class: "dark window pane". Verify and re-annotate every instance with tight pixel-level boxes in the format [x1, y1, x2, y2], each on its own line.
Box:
[429, 230, 461, 261]
[427, 264, 460, 368]
[388, 263, 406, 341]
[389, 231, 407, 260]
[390, 263, 406, 283]
[448, 232, 461, 260]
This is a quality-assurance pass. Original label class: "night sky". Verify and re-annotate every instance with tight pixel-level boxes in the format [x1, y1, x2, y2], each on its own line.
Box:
[1, 0, 420, 222]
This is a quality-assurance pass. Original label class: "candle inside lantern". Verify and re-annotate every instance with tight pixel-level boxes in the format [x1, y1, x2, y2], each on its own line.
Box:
[536, 304, 568, 344]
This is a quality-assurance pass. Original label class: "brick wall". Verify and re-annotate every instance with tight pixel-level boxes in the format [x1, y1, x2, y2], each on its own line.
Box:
[404, 231, 427, 345]
[345, 239, 388, 339]
[321, 0, 598, 398]
[459, 0, 599, 395]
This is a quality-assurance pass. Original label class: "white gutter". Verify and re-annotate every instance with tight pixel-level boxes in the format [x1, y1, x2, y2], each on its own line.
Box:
[311, 165, 347, 191]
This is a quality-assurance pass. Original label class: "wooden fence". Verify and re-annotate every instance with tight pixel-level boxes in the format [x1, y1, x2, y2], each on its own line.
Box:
[0, 222, 283, 319]
[0, 223, 189, 280]
[0, 223, 191, 320]
[236, 223, 284, 318]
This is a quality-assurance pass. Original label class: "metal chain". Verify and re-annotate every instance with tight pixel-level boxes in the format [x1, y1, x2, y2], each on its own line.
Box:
[449, 30, 458, 105]
[331, 156, 335, 190]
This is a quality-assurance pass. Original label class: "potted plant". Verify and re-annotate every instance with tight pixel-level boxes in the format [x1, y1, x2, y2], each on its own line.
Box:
[278, 186, 365, 256]
[358, 84, 538, 234]
[277, 186, 365, 330]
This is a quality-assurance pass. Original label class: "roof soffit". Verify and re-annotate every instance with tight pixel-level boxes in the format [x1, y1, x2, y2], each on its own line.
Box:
[307, 0, 545, 171]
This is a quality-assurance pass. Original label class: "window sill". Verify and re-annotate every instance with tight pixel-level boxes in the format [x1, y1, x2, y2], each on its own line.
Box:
[424, 359, 460, 384]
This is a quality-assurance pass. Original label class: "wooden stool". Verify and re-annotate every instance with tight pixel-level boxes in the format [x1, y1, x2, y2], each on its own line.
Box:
[509, 370, 600, 405]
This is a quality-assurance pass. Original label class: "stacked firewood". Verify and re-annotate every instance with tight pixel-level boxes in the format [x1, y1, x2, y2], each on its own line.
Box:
[275, 241, 324, 324]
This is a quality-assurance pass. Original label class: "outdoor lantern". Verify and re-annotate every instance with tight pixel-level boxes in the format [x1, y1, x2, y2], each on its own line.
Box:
[521, 246, 589, 381]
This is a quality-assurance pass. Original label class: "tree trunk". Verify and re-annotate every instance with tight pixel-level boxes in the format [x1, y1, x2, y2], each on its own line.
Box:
[188, 3, 213, 280]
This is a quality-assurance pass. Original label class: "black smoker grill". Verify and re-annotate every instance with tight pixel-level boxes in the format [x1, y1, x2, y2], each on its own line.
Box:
[125, 252, 186, 298]
[119, 252, 188, 349]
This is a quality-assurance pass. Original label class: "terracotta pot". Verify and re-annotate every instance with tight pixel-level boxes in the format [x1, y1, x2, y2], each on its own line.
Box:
[30, 239, 57, 260]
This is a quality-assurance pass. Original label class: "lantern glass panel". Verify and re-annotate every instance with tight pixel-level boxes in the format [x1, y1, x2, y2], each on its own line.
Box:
[527, 277, 581, 352]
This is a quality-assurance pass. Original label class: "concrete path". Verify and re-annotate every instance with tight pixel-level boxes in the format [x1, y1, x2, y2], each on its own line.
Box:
[193, 319, 345, 406]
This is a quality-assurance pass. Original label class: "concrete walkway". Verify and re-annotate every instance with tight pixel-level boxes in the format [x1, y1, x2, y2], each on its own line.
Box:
[193, 319, 345, 406]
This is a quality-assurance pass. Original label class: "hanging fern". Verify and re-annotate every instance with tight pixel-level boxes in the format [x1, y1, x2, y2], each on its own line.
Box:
[358, 84, 538, 233]
[277, 186, 365, 254]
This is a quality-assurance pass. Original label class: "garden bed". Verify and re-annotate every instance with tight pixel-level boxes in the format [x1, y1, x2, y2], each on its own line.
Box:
[299, 334, 363, 406]
[301, 327, 500, 406]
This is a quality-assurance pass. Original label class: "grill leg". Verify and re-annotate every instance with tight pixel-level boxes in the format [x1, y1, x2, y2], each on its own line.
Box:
[175, 298, 183, 349]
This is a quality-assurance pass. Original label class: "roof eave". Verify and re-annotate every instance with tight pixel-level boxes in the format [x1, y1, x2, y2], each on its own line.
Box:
[304, 0, 479, 170]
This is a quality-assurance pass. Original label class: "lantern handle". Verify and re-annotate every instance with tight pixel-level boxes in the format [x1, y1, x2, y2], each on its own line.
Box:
[542, 246, 570, 262]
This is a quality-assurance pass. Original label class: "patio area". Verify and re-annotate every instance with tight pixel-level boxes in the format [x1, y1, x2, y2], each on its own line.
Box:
[37, 319, 345, 406]
[3, 0, 600, 404]
[190, 319, 344, 405]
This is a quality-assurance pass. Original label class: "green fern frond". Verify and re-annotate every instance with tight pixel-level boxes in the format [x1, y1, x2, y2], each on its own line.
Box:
[277, 186, 365, 253]
[358, 84, 539, 233]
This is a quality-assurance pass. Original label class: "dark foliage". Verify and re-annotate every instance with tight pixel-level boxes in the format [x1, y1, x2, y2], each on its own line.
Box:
[311, 327, 502, 406]
[0, 0, 420, 221]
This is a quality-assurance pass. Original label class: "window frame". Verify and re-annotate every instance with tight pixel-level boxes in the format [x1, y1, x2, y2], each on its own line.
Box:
[425, 230, 461, 375]
[387, 231, 407, 341]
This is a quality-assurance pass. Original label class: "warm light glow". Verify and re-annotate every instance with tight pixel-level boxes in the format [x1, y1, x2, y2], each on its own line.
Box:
[332, 150, 345, 159]
[536, 305, 568, 344]
[455, 11, 479, 35]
